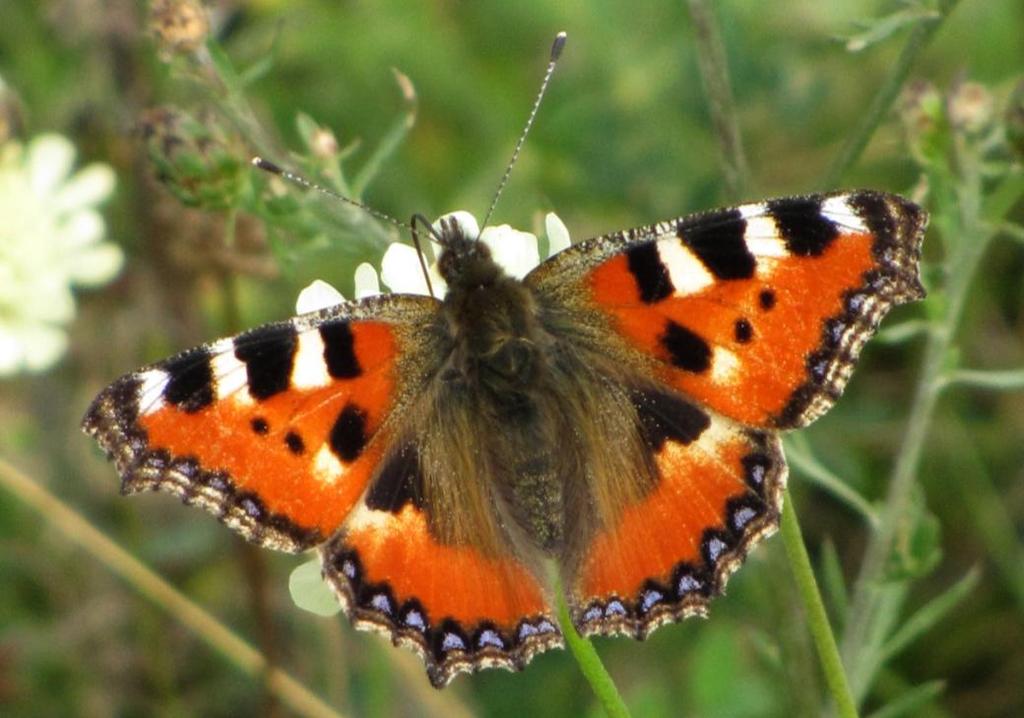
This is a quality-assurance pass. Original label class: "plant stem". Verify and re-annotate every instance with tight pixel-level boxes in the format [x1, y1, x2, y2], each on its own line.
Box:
[823, 0, 961, 187]
[554, 581, 632, 718]
[781, 489, 860, 718]
[686, 0, 750, 199]
[0, 457, 344, 718]
[839, 171, 1024, 701]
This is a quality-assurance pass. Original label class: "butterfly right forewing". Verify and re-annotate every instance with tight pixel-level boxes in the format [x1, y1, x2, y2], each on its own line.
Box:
[527, 190, 927, 429]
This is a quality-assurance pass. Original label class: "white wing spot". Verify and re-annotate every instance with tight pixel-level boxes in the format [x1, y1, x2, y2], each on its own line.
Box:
[738, 202, 768, 219]
[313, 445, 346, 485]
[822, 195, 869, 233]
[656, 238, 714, 295]
[344, 504, 420, 551]
[740, 207, 788, 258]
[292, 329, 332, 389]
[712, 347, 740, 384]
[210, 340, 250, 402]
[137, 369, 169, 415]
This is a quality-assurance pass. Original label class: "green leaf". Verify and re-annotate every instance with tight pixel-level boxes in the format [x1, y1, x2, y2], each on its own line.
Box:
[879, 568, 980, 664]
[819, 538, 849, 627]
[288, 557, 341, 617]
[784, 434, 878, 527]
[294, 112, 323, 153]
[841, 6, 940, 53]
[874, 320, 931, 345]
[688, 624, 774, 718]
[866, 680, 945, 718]
[293, 112, 351, 196]
[351, 68, 418, 198]
[205, 39, 242, 89]
[238, 27, 282, 87]
[883, 487, 942, 582]
[940, 367, 1024, 392]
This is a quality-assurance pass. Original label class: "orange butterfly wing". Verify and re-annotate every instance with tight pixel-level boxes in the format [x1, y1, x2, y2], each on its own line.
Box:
[528, 190, 926, 633]
[531, 191, 926, 429]
[83, 294, 437, 550]
[84, 292, 559, 686]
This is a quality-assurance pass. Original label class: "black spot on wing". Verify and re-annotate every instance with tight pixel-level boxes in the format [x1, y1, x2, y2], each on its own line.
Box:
[162, 351, 214, 413]
[661, 321, 711, 373]
[767, 197, 838, 256]
[631, 387, 711, 451]
[366, 443, 424, 512]
[759, 289, 776, 310]
[626, 243, 673, 303]
[320, 321, 362, 379]
[284, 431, 305, 455]
[844, 192, 894, 238]
[679, 208, 755, 279]
[234, 324, 298, 400]
[330, 403, 368, 463]
[734, 318, 753, 343]
[250, 417, 269, 434]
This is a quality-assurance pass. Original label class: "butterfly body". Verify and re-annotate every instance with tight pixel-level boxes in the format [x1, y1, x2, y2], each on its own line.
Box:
[84, 190, 927, 686]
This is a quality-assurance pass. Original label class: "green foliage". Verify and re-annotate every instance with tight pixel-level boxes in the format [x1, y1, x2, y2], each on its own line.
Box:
[1, 1, 1023, 717]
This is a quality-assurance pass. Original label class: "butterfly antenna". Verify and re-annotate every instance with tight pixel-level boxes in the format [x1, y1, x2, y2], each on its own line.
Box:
[479, 31, 567, 231]
[409, 213, 445, 297]
[251, 156, 411, 232]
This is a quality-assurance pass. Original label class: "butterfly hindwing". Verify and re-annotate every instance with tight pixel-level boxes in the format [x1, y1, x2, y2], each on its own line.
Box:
[567, 385, 786, 637]
[528, 190, 927, 429]
[82, 294, 439, 552]
[321, 495, 561, 688]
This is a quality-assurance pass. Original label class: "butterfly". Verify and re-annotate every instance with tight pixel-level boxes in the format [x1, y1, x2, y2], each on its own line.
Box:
[83, 190, 927, 687]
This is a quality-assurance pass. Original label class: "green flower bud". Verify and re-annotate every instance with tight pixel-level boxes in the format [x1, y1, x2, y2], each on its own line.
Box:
[140, 106, 244, 210]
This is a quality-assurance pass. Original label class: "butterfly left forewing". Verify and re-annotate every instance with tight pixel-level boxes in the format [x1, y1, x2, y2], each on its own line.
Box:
[83, 294, 439, 552]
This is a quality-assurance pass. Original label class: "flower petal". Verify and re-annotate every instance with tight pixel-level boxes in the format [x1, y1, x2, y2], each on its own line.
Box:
[0, 322, 69, 374]
[296, 280, 345, 314]
[67, 243, 125, 287]
[433, 211, 480, 241]
[27, 134, 75, 197]
[354, 262, 381, 299]
[289, 558, 342, 617]
[54, 163, 116, 214]
[0, 331, 23, 376]
[381, 242, 446, 297]
[480, 224, 539, 279]
[59, 209, 106, 249]
[545, 212, 571, 255]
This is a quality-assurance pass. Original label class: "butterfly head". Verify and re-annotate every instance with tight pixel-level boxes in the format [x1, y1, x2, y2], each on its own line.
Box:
[434, 213, 505, 291]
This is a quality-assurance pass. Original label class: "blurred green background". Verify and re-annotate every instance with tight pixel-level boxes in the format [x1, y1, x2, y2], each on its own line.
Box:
[1, 1, 1023, 716]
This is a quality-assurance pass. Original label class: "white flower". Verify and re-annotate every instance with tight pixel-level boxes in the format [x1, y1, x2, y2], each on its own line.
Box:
[295, 211, 571, 312]
[378, 210, 569, 298]
[295, 279, 346, 314]
[0, 133, 120, 375]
